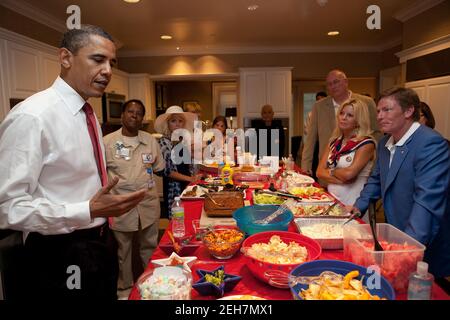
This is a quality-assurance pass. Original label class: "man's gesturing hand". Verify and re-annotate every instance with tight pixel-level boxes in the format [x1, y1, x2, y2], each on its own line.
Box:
[89, 176, 147, 219]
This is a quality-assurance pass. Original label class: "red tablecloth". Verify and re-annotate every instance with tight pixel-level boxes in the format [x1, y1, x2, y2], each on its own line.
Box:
[129, 197, 450, 300]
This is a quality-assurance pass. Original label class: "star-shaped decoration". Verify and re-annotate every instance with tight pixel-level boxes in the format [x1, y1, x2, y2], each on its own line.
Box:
[192, 265, 242, 297]
[151, 252, 197, 273]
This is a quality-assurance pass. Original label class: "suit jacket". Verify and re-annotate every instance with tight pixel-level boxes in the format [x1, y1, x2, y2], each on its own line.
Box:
[355, 125, 450, 277]
[301, 93, 381, 172]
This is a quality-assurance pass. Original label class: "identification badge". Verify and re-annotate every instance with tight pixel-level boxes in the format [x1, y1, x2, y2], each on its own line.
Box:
[146, 167, 155, 189]
[114, 141, 130, 160]
[142, 153, 154, 164]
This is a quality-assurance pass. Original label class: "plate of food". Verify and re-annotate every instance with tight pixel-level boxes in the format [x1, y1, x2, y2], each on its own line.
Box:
[288, 186, 334, 202]
[180, 185, 209, 200]
[289, 202, 349, 218]
[285, 172, 315, 186]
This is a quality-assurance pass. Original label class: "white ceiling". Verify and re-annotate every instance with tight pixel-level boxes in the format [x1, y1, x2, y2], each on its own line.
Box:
[1, 0, 440, 56]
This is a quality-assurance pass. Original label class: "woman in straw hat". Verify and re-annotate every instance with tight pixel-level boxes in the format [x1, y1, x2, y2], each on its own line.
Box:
[154, 106, 202, 217]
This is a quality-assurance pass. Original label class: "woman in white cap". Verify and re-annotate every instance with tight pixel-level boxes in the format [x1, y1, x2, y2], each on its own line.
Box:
[154, 106, 202, 217]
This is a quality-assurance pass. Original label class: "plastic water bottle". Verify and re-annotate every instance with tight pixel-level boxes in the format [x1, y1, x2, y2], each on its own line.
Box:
[407, 261, 434, 300]
[171, 197, 185, 238]
[286, 154, 295, 171]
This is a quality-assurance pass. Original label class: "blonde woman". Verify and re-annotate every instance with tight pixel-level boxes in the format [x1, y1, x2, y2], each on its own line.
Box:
[316, 99, 376, 209]
[154, 106, 201, 217]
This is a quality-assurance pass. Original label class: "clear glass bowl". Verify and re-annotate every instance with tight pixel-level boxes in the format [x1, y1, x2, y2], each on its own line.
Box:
[136, 266, 193, 300]
[202, 228, 245, 259]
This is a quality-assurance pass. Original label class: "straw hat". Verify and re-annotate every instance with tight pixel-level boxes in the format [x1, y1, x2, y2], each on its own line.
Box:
[154, 105, 198, 135]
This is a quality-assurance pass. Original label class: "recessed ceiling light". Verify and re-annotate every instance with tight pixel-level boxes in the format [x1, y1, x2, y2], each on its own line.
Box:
[328, 31, 340, 36]
[161, 35, 172, 40]
[123, 0, 140, 3]
[248, 4, 259, 11]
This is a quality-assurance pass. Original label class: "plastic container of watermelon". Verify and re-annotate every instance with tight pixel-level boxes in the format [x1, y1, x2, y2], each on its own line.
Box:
[343, 223, 425, 294]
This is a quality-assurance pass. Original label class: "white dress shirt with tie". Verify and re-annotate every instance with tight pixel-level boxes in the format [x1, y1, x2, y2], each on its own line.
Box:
[0, 76, 106, 235]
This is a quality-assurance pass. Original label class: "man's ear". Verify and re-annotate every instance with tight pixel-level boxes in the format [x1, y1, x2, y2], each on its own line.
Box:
[59, 48, 73, 69]
[404, 106, 415, 119]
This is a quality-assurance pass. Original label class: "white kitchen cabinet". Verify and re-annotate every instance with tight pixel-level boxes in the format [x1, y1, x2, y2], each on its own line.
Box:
[128, 74, 155, 121]
[107, 68, 129, 98]
[239, 67, 293, 120]
[40, 52, 60, 90]
[406, 75, 450, 139]
[6, 41, 40, 99]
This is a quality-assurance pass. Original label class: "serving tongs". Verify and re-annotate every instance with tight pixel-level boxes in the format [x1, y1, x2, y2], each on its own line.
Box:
[255, 189, 302, 201]
[253, 199, 296, 224]
[369, 202, 383, 252]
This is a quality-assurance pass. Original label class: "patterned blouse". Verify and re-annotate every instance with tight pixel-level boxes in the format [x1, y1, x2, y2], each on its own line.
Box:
[158, 136, 191, 217]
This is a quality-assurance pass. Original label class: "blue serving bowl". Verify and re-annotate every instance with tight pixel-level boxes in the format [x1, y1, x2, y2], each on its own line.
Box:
[289, 260, 395, 300]
[192, 265, 242, 297]
[233, 205, 293, 236]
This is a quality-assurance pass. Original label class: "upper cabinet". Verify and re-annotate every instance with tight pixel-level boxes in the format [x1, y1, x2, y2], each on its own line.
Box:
[239, 67, 293, 122]
[129, 74, 155, 121]
[107, 68, 130, 98]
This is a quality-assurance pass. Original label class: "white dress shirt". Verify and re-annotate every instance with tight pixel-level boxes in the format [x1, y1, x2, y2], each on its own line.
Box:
[0, 77, 106, 235]
[385, 122, 421, 167]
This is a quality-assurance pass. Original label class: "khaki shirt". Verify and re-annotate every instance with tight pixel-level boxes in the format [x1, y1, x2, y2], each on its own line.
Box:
[104, 129, 165, 232]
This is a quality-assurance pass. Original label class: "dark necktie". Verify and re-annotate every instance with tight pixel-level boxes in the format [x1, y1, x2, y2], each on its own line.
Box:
[83, 102, 108, 187]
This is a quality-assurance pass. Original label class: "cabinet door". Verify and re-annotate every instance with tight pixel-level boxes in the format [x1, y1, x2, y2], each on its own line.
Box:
[108, 69, 129, 98]
[40, 52, 60, 90]
[427, 82, 450, 139]
[6, 42, 40, 99]
[266, 70, 291, 117]
[240, 71, 266, 117]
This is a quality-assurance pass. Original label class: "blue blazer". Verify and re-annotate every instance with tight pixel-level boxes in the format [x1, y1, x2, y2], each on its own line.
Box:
[355, 125, 450, 277]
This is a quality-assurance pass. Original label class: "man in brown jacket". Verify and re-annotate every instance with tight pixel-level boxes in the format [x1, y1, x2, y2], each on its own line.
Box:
[301, 70, 382, 181]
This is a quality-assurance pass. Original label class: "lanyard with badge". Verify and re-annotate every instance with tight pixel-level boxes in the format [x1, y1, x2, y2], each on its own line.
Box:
[142, 153, 155, 189]
[114, 141, 131, 160]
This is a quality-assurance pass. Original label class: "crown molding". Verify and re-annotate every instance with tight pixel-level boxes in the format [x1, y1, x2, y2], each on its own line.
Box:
[148, 73, 239, 81]
[0, 0, 66, 32]
[0, 27, 58, 55]
[118, 43, 395, 58]
[393, 0, 446, 22]
[396, 34, 450, 63]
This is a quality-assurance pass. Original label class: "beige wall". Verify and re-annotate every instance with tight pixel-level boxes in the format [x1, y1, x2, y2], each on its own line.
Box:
[403, 1, 450, 49]
[0, 6, 62, 47]
[161, 81, 213, 122]
[118, 51, 383, 79]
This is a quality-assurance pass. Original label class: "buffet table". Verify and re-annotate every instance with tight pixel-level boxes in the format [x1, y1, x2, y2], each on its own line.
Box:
[129, 199, 449, 300]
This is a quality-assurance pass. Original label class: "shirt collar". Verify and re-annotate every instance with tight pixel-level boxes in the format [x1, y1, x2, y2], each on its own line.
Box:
[51, 76, 86, 115]
[118, 130, 148, 146]
[385, 122, 421, 149]
[332, 90, 353, 109]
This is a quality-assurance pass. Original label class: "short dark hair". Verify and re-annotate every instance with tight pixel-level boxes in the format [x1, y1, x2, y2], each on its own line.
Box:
[378, 87, 420, 121]
[419, 102, 435, 129]
[316, 91, 327, 99]
[122, 99, 146, 116]
[60, 24, 114, 54]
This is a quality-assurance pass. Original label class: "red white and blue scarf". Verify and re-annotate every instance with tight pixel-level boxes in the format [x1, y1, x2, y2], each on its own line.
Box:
[327, 136, 375, 168]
